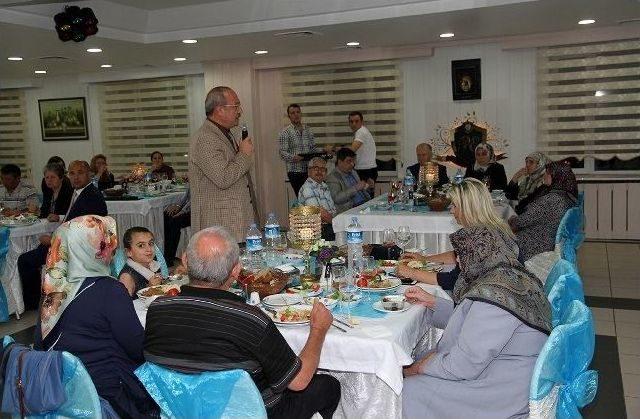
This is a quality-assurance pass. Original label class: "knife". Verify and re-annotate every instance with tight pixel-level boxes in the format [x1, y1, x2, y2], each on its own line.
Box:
[333, 317, 355, 329]
[331, 323, 348, 333]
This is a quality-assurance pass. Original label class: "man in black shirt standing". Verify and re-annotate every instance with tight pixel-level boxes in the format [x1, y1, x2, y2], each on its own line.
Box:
[144, 226, 340, 418]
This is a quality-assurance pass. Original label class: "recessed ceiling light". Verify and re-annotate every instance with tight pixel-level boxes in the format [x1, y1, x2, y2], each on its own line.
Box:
[254, 50, 268, 55]
[595, 90, 605, 97]
[86, 48, 102, 53]
[174, 57, 187, 61]
[7, 56, 23, 61]
[182, 39, 197, 44]
[101, 64, 112, 68]
[578, 19, 596, 25]
[34, 70, 47, 74]
[346, 41, 360, 47]
[440, 33, 455, 38]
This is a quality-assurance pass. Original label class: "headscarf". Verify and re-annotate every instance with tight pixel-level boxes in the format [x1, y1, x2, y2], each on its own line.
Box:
[41, 215, 118, 339]
[545, 161, 578, 204]
[451, 225, 551, 334]
[517, 152, 549, 200]
[473, 142, 496, 172]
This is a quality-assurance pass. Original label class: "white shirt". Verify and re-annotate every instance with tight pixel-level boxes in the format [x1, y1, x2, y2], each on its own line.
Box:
[63, 183, 89, 221]
[353, 125, 377, 170]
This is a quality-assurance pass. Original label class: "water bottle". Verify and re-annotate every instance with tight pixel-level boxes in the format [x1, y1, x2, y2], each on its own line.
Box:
[346, 217, 364, 274]
[91, 175, 99, 190]
[264, 212, 280, 249]
[245, 223, 263, 270]
[404, 170, 415, 208]
[454, 169, 464, 185]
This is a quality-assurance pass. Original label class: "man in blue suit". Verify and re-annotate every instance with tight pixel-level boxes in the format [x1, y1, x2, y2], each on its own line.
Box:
[18, 160, 107, 311]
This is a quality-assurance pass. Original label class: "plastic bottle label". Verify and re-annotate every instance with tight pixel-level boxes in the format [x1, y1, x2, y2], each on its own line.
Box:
[346, 230, 363, 244]
[246, 237, 263, 252]
[265, 226, 280, 239]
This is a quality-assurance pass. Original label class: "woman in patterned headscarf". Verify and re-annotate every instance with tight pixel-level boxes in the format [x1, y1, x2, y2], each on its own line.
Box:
[506, 152, 551, 214]
[401, 179, 550, 419]
[464, 142, 508, 191]
[34, 215, 158, 418]
[508, 161, 578, 263]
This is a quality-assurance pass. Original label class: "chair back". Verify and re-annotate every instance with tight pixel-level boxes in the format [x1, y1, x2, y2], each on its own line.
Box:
[555, 207, 585, 265]
[546, 266, 585, 328]
[529, 301, 598, 419]
[1, 336, 109, 418]
[110, 245, 169, 278]
[0, 228, 10, 322]
[135, 362, 267, 419]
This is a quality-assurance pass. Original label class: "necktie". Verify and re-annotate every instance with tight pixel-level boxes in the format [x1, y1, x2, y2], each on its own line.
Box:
[63, 190, 79, 222]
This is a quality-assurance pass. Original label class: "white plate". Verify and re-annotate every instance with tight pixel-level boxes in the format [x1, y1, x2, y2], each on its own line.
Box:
[136, 284, 181, 307]
[287, 285, 322, 297]
[378, 260, 398, 274]
[327, 292, 362, 307]
[372, 301, 411, 313]
[303, 297, 338, 309]
[0, 218, 38, 227]
[262, 293, 303, 307]
[268, 304, 313, 326]
[357, 276, 402, 292]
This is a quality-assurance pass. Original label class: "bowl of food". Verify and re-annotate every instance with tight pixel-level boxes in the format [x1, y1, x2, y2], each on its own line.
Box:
[243, 268, 290, 299]
[103, 188, 125, 197]
[426, 194, 451, 212]
[137, 284, 181, 307]
[381, 295, 406, 311]
[378, 259, 398, 274]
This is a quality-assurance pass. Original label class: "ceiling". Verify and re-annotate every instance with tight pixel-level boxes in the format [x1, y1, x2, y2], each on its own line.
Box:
[0, 0, 639, 81]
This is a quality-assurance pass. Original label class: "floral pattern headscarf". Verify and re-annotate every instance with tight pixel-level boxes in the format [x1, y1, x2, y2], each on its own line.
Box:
[518, 152, 549, 200]
[41, 215, 118, 339]
[450, 225, 551, 334]
[545, 161, 578, 204]
[473, 142, 496, 172]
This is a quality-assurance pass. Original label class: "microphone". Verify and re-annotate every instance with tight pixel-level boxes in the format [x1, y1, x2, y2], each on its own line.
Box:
[241, 123, 249, 140]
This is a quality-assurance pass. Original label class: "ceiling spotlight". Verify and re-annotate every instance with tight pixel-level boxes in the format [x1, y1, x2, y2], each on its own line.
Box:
[346, 41, 360, 47]
[101, 64, 112, 68]
[7, 57, 23, 61]
[34, 70, 47, 74]
[254, 50, 268, 55]
[174, 57, 187, 61]
[595, 90, 605, 97]
[182, 39, 197, 44]
[86, 48, 102, 53]
[440, 33, 455, 38]
[578, 19, 596, 25]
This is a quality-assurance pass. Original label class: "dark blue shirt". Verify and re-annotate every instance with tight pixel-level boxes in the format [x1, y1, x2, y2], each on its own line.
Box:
[35, 276, 144, 399]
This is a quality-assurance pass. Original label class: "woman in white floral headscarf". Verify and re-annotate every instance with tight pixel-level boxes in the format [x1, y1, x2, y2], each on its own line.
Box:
[35, 215, 158, 419]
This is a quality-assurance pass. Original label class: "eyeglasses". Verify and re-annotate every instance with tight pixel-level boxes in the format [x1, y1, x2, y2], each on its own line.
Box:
[310, 166, 327, 172]
[221, 103, 242, 111]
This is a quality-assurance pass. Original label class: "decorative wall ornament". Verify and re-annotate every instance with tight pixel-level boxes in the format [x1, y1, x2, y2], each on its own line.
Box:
[452, 59, 481, 100]
[431, 112, 508, 168]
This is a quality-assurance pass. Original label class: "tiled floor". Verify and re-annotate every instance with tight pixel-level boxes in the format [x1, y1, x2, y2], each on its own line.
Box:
[1, 241, 638, 417]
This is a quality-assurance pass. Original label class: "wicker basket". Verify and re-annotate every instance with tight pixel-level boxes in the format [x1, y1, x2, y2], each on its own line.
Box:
[245, 268, 290, 299]
[426, 194, 452, 212]
[289, 206, 322, 250]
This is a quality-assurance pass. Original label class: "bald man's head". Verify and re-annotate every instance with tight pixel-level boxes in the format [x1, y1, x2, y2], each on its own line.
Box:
[68, 160, 91, 189]
[184, 226, 240, 287]
[416, 143, 433, 165]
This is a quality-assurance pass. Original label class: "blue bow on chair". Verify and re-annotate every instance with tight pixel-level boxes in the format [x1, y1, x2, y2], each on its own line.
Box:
[555, 207, 585, 266]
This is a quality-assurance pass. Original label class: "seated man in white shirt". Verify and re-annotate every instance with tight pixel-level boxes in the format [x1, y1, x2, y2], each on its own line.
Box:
[0, 164, 39, 216]
[297, 157, 336, 240]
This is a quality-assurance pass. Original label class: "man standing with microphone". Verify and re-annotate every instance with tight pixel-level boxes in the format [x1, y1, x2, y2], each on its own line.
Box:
[189, 86, 258, 243]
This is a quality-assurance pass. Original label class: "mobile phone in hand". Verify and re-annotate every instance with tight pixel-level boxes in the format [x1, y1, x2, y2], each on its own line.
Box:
[400, 278, 417, 285]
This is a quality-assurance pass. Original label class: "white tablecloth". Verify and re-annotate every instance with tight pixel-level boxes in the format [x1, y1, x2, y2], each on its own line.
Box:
[332, 196, 516, 252]
[107, 191, 186, 252]
[134, 283, 450, 418]
[1, 220, 60, 316]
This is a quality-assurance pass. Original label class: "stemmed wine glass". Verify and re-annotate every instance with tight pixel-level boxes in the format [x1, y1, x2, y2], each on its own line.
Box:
[396, 226, 411, 257]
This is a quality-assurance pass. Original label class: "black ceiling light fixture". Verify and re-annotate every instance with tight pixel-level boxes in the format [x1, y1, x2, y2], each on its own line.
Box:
[54, 6, 99, 42]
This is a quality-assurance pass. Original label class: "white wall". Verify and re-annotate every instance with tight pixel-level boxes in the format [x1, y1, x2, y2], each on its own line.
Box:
[16, 73, 204, 183]
[400, 43, 537, 178]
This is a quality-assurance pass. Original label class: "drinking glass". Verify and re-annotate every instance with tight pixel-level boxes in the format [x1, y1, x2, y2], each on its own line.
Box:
[382, 228, 396, 246]
[396, 226, 411, 256]
[331, 265, 346, 294]
[339, 278, 358, 324]
[274, 233, 288, 252]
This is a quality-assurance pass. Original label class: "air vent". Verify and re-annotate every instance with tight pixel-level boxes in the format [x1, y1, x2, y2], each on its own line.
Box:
[38, 56, 70, 61]
[274, 30, 321, 38]
[332, 45, 362, 50]
[617, 18, 640, 24]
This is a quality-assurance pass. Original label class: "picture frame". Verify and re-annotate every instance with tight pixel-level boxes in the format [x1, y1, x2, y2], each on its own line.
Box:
[38, 97, 89, 141]
[451, 59, 481, 101]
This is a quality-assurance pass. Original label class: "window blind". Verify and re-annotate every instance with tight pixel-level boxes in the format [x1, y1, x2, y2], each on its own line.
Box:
[97, 76, 191, 176]
[282, 60, 403, 161]
[0, 89, 30, 175]
[537, 39, 640, 161]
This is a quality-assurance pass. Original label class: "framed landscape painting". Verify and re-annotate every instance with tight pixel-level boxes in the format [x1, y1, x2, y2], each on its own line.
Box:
[38, 97, 89, 141]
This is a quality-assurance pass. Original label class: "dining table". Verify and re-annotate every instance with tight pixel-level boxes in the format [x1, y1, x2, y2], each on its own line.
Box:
[332, 195, 516, 252]
[0, 188, 189, 318]
[134, 277, 452, 418]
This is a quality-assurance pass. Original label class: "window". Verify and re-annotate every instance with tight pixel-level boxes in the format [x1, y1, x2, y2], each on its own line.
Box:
[97, 76, 191, 176]
[281, 60, 403, 161]
[537, 39, 640, 171]
[0, 89, 30, 175]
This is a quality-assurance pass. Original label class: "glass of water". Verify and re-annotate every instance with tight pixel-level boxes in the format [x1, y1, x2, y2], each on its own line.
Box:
[396, 226, 411, 256]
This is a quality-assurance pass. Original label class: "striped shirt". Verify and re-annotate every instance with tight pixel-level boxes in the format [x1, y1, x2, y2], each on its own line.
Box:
[278, 124, 321, 173]
[143, 286, 301, 408]
[298, 178, 337, 215]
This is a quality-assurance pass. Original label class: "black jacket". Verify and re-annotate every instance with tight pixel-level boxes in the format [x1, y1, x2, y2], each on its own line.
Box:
[40, 177, 73, 219]
[464, 163, 508, 192]
[65, 183, 108, 221]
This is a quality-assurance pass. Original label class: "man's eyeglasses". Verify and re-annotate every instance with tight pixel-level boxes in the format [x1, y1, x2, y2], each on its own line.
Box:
[221, 103, 242, 111]
[310, 166, 327, 172]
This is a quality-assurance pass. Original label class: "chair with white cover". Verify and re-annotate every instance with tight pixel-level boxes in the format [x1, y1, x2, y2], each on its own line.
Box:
[135, 362, 267, 419]
[529, 300, 598, 419]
